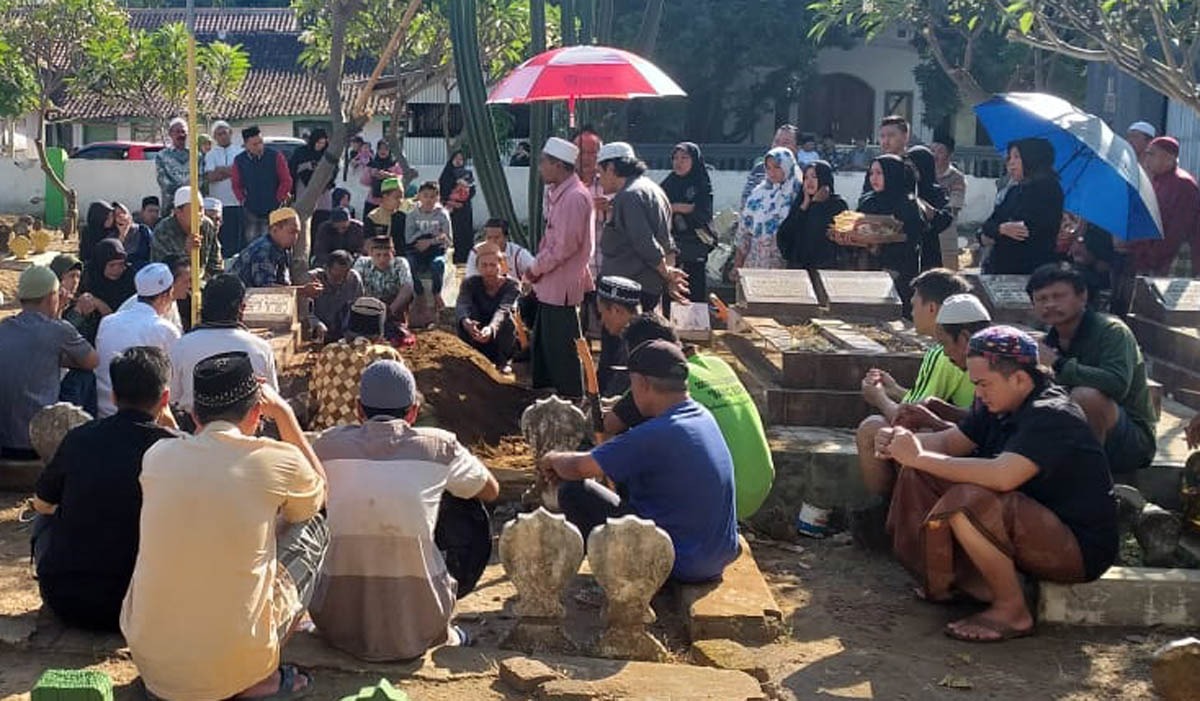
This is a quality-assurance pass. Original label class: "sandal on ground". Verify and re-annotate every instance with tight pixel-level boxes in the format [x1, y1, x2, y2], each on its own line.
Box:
[943, 614, 1034, 643]
[234, 664, 314, 700]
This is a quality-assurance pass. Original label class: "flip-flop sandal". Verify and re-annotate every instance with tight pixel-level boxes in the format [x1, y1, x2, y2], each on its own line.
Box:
[236, 665, 314, 700]
[943, 616, 1034, 643]
[913, 586, 976, 604]
[451, 624, 474, 648]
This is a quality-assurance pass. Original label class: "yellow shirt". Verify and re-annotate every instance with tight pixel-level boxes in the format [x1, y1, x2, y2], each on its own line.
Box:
[120, 423, 324, 701]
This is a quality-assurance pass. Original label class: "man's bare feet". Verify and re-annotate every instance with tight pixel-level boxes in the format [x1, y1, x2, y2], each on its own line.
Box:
[235, 664, 312, 698]
[944, 607, 1034, 643]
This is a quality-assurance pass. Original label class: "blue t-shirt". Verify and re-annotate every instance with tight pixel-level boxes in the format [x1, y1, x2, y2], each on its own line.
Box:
[592, 399, 740, 582]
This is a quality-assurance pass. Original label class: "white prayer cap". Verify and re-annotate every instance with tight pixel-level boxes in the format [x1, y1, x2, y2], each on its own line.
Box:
[203, 197, 223, 213]
[173, 186, 194, 210]
[542, 137, 579, 164]
[937, 294, 992, 325]
[597, 141, 636, 163]
[1128, 121, 1157, 138]
[168, 117, 188, 130]
[211, 120, 231, 134]
[135, 263, 174, 297]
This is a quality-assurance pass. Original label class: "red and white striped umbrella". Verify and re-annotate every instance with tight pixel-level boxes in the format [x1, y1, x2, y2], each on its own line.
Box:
[487, 45, 686, 126]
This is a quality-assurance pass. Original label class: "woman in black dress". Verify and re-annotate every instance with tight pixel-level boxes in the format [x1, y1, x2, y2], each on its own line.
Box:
[659, 142, 714, 302]
[905, 145, 953, 270]
[980, 138, 1064, 274]
[80, 201, 115, 266]
[857, 154, 926, 308]
[440, 151, 477, 264]
[777, 160, 848, 270]
[74, 239, 135, 344]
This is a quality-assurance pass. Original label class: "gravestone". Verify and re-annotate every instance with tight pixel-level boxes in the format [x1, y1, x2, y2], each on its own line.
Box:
[975, 274, 1035, 324]
[242, 287, 299, 333]
[520, 396, 588, 510]
[499, 508, 585, 654]
[29, 403, 92, 462]
[1133, 277, 1200, 328]
[815, 270, 901, 320]
[587, 516, 674, 661]
[735, 269, 820, 320]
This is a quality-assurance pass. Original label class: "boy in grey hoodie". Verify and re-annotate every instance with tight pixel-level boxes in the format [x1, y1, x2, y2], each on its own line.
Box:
[403, 180, 452, 309]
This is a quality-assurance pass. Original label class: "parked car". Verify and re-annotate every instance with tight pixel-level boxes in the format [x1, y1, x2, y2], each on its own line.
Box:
[72, 141, 165, 161]
[263, 136, 305, 161]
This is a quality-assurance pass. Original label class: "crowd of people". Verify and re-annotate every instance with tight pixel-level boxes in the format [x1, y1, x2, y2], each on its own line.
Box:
[3, 101, 1199, 697]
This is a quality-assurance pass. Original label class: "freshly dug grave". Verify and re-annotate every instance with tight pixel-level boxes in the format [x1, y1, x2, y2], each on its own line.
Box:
[788, 322, 925, 354]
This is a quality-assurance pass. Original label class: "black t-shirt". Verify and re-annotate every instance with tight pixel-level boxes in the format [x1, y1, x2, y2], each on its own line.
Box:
[35, 410, 177, 586]
[957, 381, 1118, 579]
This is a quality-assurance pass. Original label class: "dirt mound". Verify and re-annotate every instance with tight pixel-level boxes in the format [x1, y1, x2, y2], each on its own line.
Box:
[400, 330, 538, 450]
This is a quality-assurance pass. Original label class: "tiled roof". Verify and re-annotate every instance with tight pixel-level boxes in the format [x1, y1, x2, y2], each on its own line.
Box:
[51, 8, 387, 122]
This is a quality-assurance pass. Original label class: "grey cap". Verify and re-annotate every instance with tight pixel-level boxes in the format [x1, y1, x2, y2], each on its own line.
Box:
[360, 359, 416, 410]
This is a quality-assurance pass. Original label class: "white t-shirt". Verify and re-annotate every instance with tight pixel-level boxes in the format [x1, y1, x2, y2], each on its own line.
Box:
[168, 326, 279, 412]
[95, 303, 182, 417]
[464, 241, 536, 281]
[119, 293, 182, 333]
[205, 143, 243, 207]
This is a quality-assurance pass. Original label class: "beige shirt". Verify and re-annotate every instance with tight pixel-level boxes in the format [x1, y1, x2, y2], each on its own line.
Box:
[121, 423, 324, 701]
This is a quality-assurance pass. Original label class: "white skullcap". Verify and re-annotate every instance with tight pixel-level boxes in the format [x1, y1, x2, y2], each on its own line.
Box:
[542, 137, 579, 164]
[1128, 121, 1157, 138]
[135, 263, 174, 297]
[937, 294, 992, 325]
[597, 141, 636, 163]
[173, 186, 194, 210]
[168, 117, 187, 130]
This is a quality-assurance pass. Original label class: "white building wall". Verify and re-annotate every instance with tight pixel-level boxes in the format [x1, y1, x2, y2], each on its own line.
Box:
[814, 28, 929, 144]
[1167, 99, 1200, 176]
[0, 159, 1000, 230]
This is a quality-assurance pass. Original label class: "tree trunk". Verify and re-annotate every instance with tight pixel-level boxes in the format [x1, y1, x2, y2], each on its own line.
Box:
[35, 110, 77, 240]
[633, 0, 665, 55]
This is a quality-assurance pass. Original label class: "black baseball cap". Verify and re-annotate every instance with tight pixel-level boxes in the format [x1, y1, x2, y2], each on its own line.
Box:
[618, 340, 689, 381]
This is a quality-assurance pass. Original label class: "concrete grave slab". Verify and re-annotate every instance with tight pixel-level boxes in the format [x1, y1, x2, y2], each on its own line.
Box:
[679, 536, 784, 644]
[972, 274, 1035, 324]
[1133, 277, 1200, 327]
[1039, 566, 1200, 627]
[242, 286, 299, 332]
[814, 270, 902, 320]
[735, 269, 820, 320]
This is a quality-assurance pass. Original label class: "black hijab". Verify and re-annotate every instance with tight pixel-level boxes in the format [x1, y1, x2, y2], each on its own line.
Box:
[777, 160, 848, 268]
[905, 145, 947, 205]
[1012, 138, 1057, 181]
[291, 128, 329, 188]
[862, 154, 917, 207]
[660, 142, 714, 224]
[439, 151, 473, 202]
[81, 201, 115, 265]
[82, 238, 134, 310]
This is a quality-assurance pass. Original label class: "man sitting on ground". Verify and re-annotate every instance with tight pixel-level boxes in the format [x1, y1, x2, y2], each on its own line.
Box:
[95, 264, 182, 418]
[313, 207, 367, 267]
[465, 218, 536, 281]
[604, 313, 775, 520]
[311, 359, 499, 661]
[121, 351, 328, 700]
[308, 250, 364, 344]
[119, 254, 190, 333]
[455, 242, 519, 374]
[877, 326, 1117, 642]
[311, 297, 403, 430]
[0, 266, 98, 459]
[169, 274, 278, 416]
[857, 269, 976, 496]
[595, 275, 643, 396]
[1029, 263, 1157, 477]
[32, 347, 178, 631]
[541, 340, 740, 582]
[354, 236, 415, 340]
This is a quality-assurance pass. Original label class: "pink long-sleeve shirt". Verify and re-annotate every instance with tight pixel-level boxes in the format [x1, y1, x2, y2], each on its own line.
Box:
[530, 173, 595, 306]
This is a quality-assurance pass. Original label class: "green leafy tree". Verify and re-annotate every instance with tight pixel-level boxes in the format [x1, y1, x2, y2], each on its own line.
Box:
[0, 0, 131, 237]
[77, 22, 250, 135]
[0, 37, 37, 119]
[610, 0, 826, 142]
[1005, 0, 1200, 116]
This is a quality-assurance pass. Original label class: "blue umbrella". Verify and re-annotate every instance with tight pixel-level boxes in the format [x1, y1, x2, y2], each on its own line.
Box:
[974, 92, 1162, 241]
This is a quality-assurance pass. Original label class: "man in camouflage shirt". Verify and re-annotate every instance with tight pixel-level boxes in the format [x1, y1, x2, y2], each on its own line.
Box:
[151, 186, 223, 282]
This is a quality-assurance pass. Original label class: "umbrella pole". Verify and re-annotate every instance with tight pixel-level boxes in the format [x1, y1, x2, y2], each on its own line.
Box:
[569, 94, 576, 129]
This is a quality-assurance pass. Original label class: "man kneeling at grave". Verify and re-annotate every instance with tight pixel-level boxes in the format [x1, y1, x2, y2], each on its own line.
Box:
[311, 296, 403, 430]
[310, 359, 500, 660]
[1027, 263, 1157, 477]
[878, 326, 1117, 642]
[540, 340, 740, 582]
[856, 269, 978, 497]
[603, 313, 775, 520]
[31, 347, 178, 632]
[455, 242, 520, 374]
[122, 351, 329, 700]
[595, 275, 645, 396]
